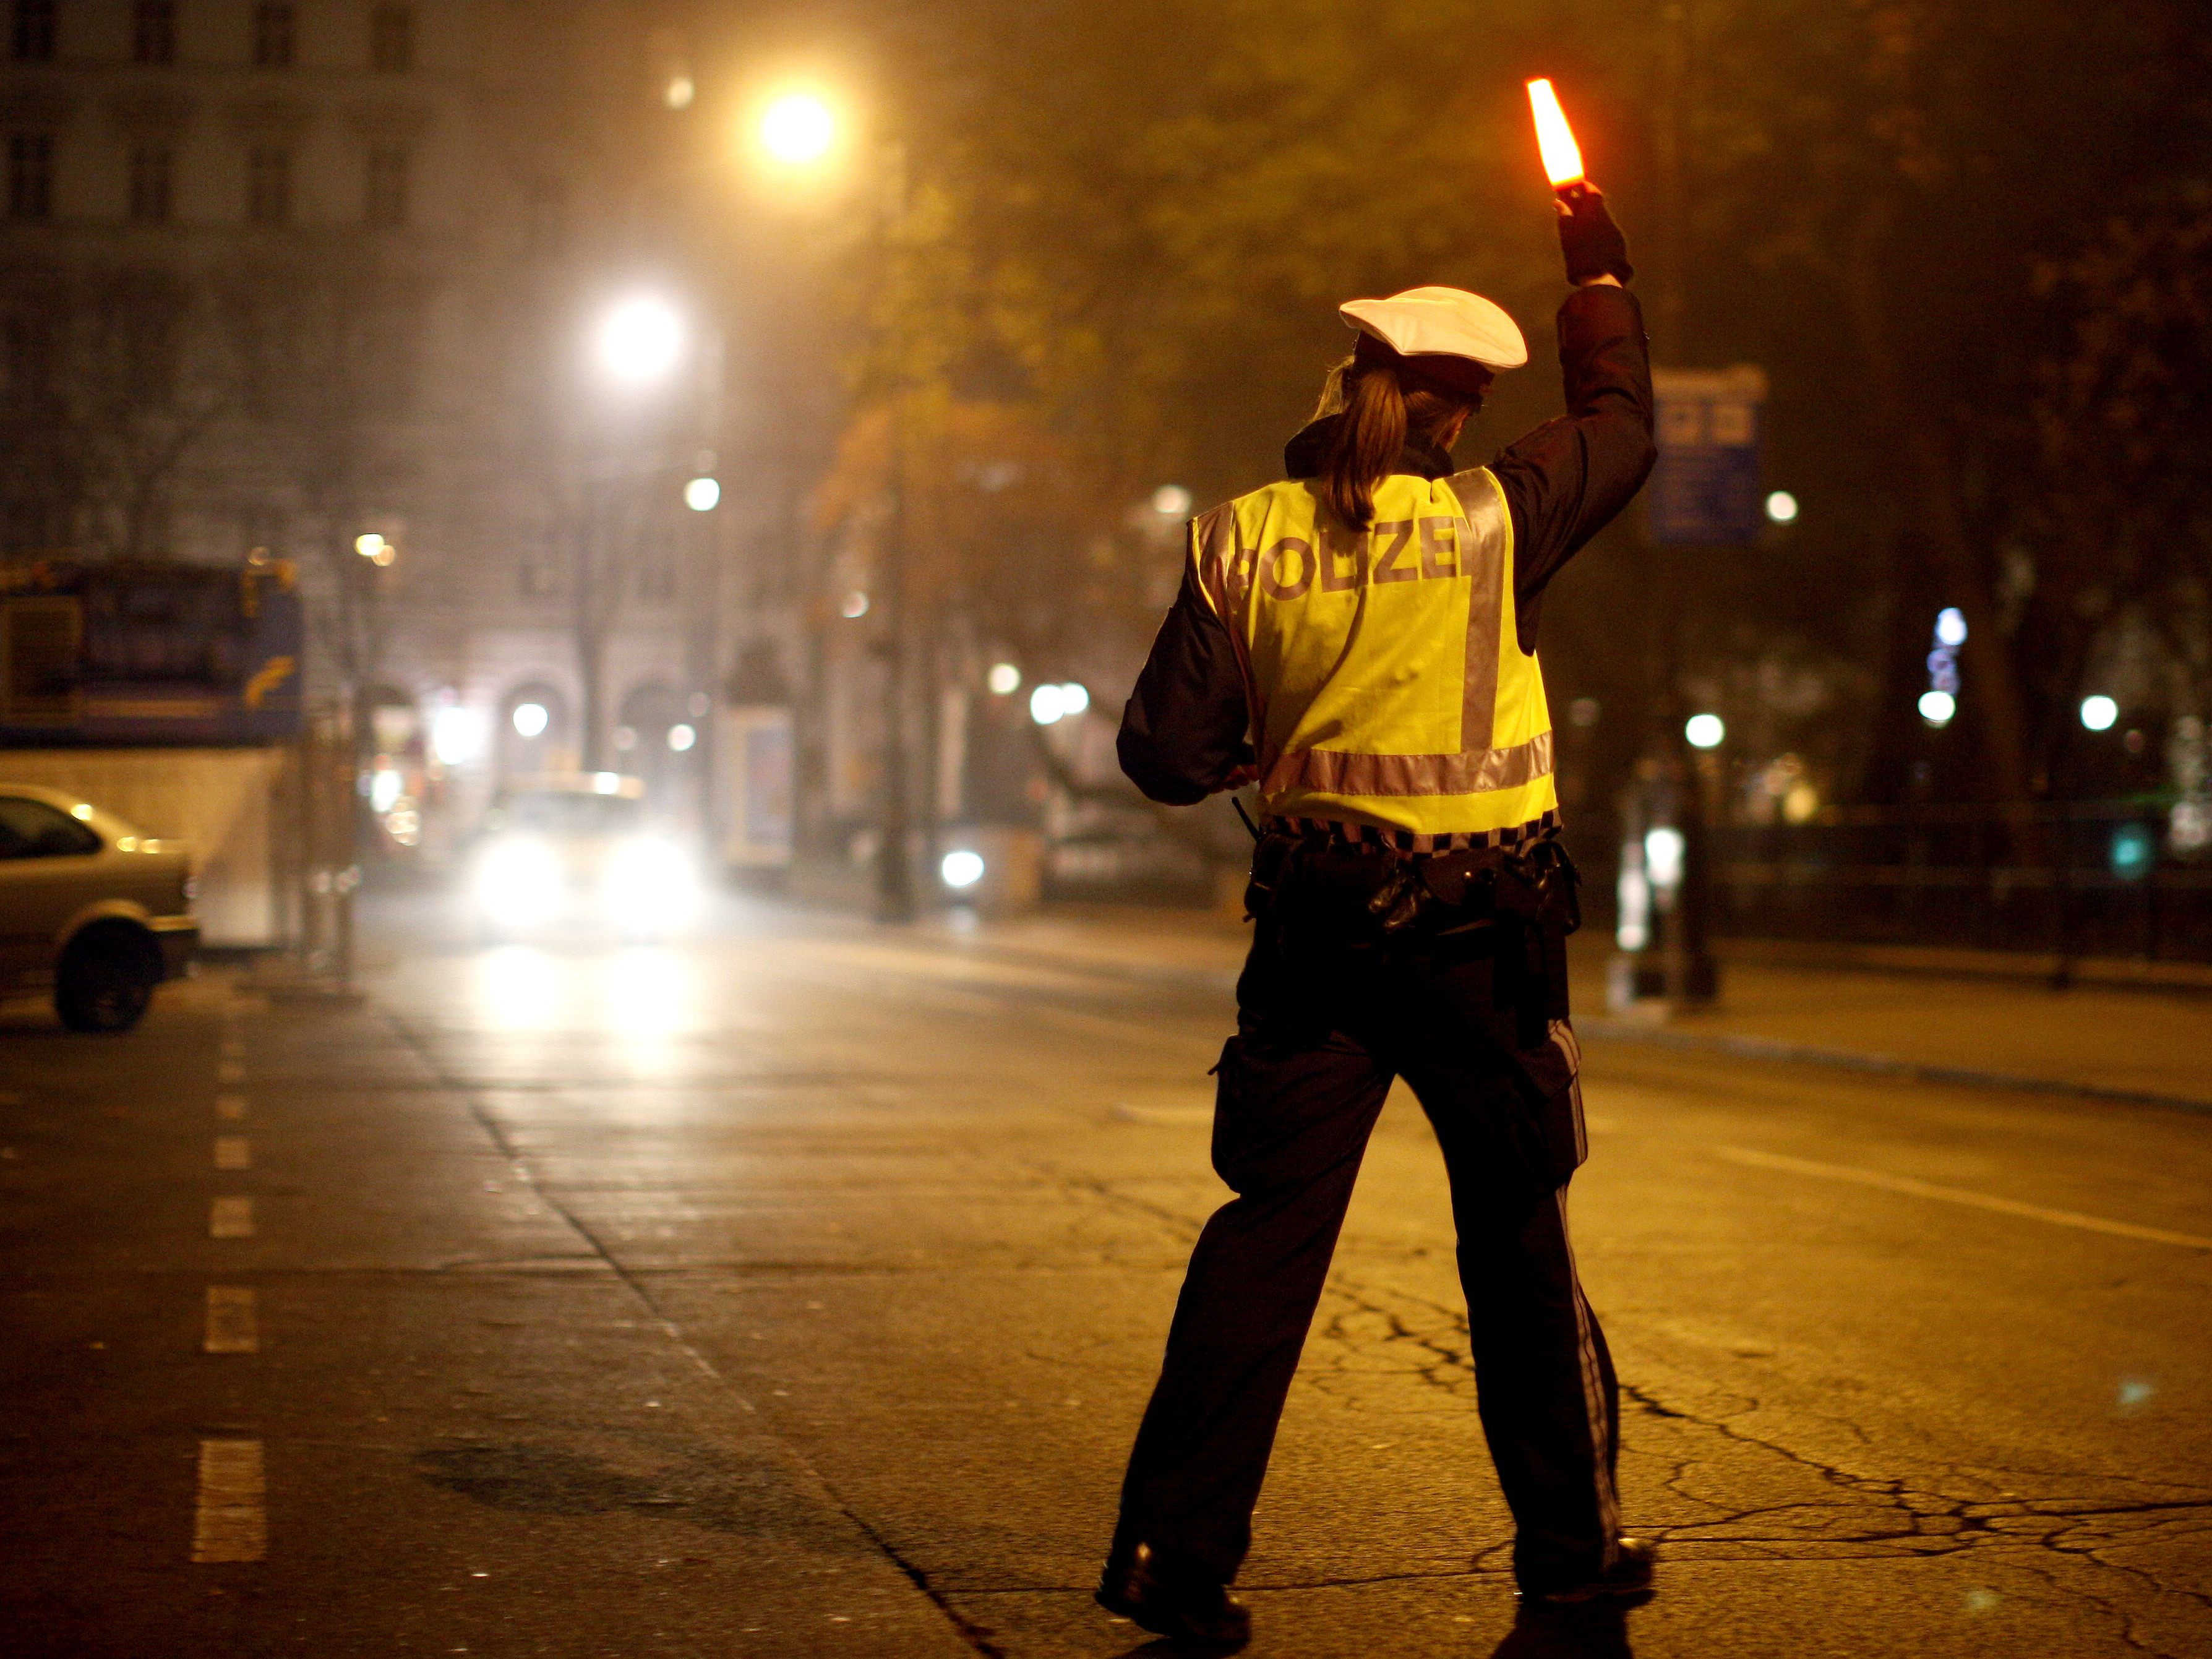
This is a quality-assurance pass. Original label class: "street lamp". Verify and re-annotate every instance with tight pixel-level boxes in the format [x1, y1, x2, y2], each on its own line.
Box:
[758, 92, 838, 166]
[595, 296, 684, 386]
[758, 88, 924, 924]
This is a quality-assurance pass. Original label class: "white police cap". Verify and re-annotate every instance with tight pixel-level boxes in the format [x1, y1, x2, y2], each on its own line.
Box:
[1339, 286, 1529, 374]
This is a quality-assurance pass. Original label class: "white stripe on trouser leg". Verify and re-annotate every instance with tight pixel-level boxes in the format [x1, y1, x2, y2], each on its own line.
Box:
[1554, 1187, 1620, 1564]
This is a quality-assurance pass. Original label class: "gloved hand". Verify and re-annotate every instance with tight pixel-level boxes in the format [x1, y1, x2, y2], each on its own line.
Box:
[1556, 184, 1633, 285]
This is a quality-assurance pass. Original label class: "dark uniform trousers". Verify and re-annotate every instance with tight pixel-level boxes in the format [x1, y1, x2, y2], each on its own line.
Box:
[1112, 917, 1622, 1590]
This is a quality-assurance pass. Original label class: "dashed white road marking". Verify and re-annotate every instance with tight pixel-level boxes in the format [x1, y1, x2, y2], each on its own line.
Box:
[191, 1438, 266, 1563]
[217, 1062, 246, 1084]
[216, 1095, 247, 1121]
[214, 1136, 251, 1171]
[204, 1287, 259, 1353]
[210, 1197, 254, 1239]
[1716, 1146, 2212, 1252]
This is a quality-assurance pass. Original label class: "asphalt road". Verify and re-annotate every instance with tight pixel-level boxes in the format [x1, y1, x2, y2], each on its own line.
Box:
[2, 890, 2208, 1658]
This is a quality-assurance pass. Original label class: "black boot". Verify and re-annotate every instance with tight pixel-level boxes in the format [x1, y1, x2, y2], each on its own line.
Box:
[1518, 1537, 1656, 1606]
[1096, 1541, 1252, 1649]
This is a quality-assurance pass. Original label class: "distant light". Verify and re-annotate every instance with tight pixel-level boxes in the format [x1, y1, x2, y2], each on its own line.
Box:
[613, 725, 637, 752]
[1934, 607, 1968, 648]
[370, 767, 402, 815]
[512, 701, 549, 739]
[1029, 684, 1067, 726]
[71, 802, 93, 820]
[1059, 682, 1090, 717]
[986, 662, 1021, 695]
[2109, 822, 2156, 883]
[432, 705, 483, 766]
[354, 533, 385, 559]
[1644, 826, 1686, 890]
[1918, 689, 1957, 727]
[760, 92, 836, 166]
[841, 590, 870, 619]
[664, 75, 695, 111]
[592, 772, 621, 795]
[940, 849, 986, 890]
[596, 297, 684, 385]
[2171, 799, 2212, 855]
[667, 722, 696, 752]
[1569, 697, 1600, 729]
[2080, 695, 2119, 732]
[684, 476, 721, 512]
[1764, 491, 1799, 525]
[1684, 713, 1725, 750]
[1152, 484, 1193, 517]
[1782, 781, 1820, 824]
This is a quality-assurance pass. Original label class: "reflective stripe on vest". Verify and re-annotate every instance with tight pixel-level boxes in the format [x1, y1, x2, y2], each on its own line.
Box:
[1190, 466, 1556, 839]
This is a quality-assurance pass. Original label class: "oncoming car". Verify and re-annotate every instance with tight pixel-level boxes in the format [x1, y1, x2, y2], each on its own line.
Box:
[472, 774, 701, 941]
[0, 784, 199, 1031]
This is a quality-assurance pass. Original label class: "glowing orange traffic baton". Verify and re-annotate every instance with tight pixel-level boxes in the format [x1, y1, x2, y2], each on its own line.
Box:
[1525, 78, 1588, 200]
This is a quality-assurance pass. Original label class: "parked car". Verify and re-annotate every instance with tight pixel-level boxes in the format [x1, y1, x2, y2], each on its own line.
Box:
[0, 784, 198, 1031]
[471, 773, 701, 941]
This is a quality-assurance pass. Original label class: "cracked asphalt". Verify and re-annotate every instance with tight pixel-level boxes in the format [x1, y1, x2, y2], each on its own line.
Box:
[2, 890, 2208, 1657]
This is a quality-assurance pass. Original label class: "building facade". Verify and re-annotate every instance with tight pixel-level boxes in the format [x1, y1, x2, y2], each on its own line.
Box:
[0, 0, 807, 849]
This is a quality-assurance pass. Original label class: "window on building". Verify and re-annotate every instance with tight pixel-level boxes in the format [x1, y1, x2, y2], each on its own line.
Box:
[129, 140, 172, 221]
[369, 4, 411, 72]
[364, 144, 406, 226]
[9, 132, 54, 219]
[246, 144, 289, 225]
[133, 1, 175, 63]
[12, 0, 56, 62]
[253, 2, 293, 67]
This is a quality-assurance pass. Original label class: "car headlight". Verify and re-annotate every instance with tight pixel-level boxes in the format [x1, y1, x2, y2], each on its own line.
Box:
[478, 838, 564, 924]
[601, 836, 698, 925]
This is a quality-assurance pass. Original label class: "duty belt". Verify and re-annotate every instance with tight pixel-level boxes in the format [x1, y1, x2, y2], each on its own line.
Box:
[1245, 831, 1582, 1048]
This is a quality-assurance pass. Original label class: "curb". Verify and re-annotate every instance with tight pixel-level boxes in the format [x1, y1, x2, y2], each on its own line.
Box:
[1577, 1016, 2212, 1117]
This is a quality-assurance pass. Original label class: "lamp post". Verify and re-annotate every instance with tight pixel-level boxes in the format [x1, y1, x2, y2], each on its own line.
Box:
[577, 293, 688, 773]
[755, 88, 917, 924]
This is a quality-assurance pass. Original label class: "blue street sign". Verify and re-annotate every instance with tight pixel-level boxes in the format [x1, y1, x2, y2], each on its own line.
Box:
[1650, 366, 1768, 546]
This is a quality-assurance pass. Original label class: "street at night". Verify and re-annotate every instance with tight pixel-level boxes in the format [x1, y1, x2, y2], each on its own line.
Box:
[4, 894, 2206, 1657]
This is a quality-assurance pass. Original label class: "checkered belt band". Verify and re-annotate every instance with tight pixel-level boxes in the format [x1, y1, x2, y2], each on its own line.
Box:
[1264, 809, 1562, 856]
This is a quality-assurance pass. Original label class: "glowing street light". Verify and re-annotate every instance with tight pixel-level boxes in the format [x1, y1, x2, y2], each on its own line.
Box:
[1152, 485, 1193, 517]
[595, 296, 684, 385]
[1029, 684, 1067, 726]
[1684, 713, 1726, 750]
[941, 849, 985, 890]
[759, 91, 838, 166]
[1919, 690, 1957, 727]
[1935, 607, 1968, 648]
[512, 702, 549, 739]
[986, 662, 1021, 696]
[1765, 491, 1799, 525]
[2080, 695, 2119, 732]
[683, 476, 721, 512]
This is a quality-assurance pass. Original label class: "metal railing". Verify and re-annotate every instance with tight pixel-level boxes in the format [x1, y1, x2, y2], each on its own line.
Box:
[1704, 801, 2212, 965]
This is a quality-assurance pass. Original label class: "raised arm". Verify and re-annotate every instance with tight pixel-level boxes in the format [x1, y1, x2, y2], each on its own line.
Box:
[1486, 193, 1657, 652]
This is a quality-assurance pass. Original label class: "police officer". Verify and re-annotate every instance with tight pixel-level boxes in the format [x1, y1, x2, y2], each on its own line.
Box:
[1097, 186, 1657, 1647]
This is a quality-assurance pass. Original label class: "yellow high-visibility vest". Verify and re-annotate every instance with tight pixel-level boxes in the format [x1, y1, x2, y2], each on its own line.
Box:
[1190, 466, 1554, 842]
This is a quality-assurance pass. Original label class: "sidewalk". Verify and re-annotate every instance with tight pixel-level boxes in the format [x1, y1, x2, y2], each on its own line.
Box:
[942, 905, 2212, 1113]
